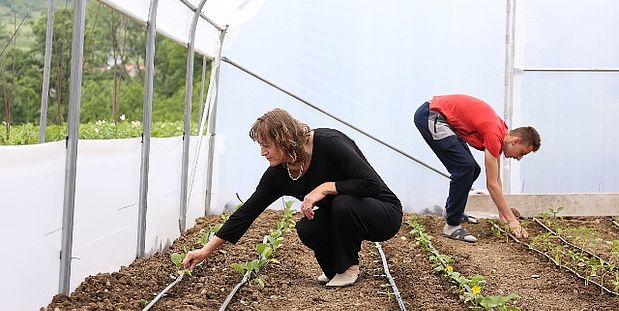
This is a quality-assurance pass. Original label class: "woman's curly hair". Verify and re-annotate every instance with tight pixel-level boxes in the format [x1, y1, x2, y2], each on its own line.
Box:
[249, 108, 311, 164]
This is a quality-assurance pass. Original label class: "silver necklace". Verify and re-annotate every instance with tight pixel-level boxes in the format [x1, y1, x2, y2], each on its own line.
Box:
[286, 162, 304, 181]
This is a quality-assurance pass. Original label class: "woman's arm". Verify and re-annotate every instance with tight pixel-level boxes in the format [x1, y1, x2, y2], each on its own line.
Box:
[183, 235, 226, 270]
[326, 132, 382, 197]
[215, 169, 283, 244]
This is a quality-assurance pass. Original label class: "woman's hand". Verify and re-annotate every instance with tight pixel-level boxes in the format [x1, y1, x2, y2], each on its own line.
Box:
[183, 248, 208, 270]
[182, 236, 226, 270]
[301, 182, 337, 220]
[301, 188, 324, 220]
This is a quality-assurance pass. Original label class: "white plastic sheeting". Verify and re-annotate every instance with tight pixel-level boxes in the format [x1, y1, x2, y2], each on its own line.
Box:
[97, 0, 264, 57]
[212, 0, 509, 214]
[0, 142, 64, 311]
[515, 0, 619, 192]
[212, 0, 619, 213]
[0, 138, 208, 310]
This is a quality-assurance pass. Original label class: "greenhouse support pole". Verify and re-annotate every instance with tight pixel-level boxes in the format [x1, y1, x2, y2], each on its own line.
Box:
[136, 0, 159, 259]
[58, 0, 86, 295]
[204, 27, 228, 215]
[198, 55, 207, 126]
[502, 0, 516, 194]
[38, 0, 55, 143]
[179, 0, 208, 233]
[196, 55, 218, 214]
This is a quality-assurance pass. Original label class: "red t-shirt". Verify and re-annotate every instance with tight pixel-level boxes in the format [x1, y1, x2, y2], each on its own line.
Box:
[429, 94, 507, 157]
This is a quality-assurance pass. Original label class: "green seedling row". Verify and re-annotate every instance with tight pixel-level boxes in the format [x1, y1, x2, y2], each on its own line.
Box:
[406, 217, 520, 311]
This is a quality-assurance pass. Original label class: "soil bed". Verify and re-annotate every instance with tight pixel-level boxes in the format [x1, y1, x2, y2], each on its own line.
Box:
[43, 211, 619, 310]
[534, 216, 619, 264]
[414, 216, 618, 310]
[523, 217, 619, 295]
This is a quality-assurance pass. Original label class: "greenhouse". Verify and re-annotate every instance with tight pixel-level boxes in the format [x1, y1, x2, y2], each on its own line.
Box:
[1, 0, 618, 310]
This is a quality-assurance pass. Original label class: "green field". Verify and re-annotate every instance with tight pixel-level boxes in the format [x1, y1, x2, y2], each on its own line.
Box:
[0, 0, 65, 49]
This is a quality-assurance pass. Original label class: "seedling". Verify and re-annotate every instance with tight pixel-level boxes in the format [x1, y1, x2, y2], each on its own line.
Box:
[407, 217, 520, 310]
[230, 200, 296, 288]
[170, 248, 192, 276]
[139, 299, 149, 307]
[612, 273, 619, 292]
[537, 206, 565, 220]
[487, 219, 502, 237]
[479, 293, 520, 311]
[198, 223, 223, 246]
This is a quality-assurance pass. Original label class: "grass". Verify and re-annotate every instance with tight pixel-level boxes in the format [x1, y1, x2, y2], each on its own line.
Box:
[0, 119, 200, 145]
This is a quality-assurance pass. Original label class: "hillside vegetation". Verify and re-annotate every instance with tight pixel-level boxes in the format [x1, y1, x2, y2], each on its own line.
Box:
[0, 0, 210, 145]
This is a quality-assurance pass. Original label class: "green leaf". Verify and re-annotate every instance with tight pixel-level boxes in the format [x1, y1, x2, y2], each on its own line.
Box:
[170, 252, 185, 268]
[230, 263, 246, 274]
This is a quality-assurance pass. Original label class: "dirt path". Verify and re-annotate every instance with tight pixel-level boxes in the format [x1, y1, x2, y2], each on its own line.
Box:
[381, 225, 467, 310]
[224, 235, 394, 311]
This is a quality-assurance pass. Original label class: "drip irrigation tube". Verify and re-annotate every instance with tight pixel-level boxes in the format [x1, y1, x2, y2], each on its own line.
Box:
[218, 206, 295, 310]
[142, 229, 218, 310]
[217, 234, 271, 311]
[218, 232, 283, 310]
[491, 222, 619, 296]
[374, 242, 407, 311]
[142, 261, 207, 311]
[142, 273, 185, 311]
[218, 270, 252, 311]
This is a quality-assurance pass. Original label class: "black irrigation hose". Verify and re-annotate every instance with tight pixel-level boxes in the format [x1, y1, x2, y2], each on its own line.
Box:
[374, 242, 407, 311]
[533, 218, 614, 270]
[491, 222, 619, 296]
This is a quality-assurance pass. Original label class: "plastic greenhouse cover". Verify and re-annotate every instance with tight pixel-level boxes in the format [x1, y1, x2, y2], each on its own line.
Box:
[98, 0, 264, 57]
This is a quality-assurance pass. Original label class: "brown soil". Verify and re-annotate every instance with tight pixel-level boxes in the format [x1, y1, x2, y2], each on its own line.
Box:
[42, 211, 619, 311]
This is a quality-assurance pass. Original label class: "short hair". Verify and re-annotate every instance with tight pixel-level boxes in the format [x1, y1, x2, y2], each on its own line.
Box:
[249, 108, 310, 163]
[510, 126, 541, 152]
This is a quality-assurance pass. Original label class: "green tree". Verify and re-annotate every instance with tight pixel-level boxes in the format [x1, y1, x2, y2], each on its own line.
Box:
[30, 6, 72, 124]
[4, 0, 210, 128]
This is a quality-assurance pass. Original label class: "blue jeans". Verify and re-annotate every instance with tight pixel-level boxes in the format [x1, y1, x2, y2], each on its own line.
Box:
[414, 102, 481, 226]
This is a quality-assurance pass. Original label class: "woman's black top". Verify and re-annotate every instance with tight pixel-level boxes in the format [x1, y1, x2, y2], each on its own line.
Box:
[216, 128, 402, 244]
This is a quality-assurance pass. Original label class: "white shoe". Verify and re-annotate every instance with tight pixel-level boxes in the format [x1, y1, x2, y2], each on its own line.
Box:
[317, 273, 330, 283]
[443, 225, 477, 243]
[325, 270, 360, 287]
